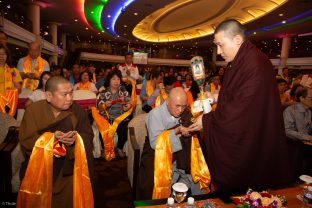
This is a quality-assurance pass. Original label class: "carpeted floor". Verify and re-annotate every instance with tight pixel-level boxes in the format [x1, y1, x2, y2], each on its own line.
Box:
[94, 157, 134, 208]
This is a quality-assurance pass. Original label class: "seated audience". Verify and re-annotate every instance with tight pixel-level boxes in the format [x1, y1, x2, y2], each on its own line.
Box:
[73, 71, 98, 94]
[149, 75, 175, 107]
[25, 71, 51, 107]
[68, 63, 81, 86]
[97, 70, 132, 158]
[140, 70, 163, 113]
[284, 86, 312, 142]
[118, 52, 140, 82]
[277, 78, 293, 107]
[18, 76, 94, 208]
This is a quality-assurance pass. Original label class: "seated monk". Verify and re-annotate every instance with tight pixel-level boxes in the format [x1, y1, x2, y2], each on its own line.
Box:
[136, 87, 210, 200]
[17, 76, 94, 208]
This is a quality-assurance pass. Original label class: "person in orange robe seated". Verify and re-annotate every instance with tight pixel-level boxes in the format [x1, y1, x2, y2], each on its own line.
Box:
[18, 76, 94, 208]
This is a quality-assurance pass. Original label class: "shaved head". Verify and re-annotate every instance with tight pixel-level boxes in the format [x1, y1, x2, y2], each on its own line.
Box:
[45, 76, 71, 93]
[214, 19, 246, 40]
[167, 87, 187, 118]
[29, 41, 41, 59]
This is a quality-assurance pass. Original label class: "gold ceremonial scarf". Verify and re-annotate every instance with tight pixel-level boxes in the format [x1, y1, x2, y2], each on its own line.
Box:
[17, 132, 93, 208]
[22, 55, 45, 90]
[23, 55, 45, 78]
[3, 64, 15, 90]
[146, 80, 154, 97]
[152, 132, 211, 199]
[210, 83, 221, 94]
[92, 73, 96, 83]
[79, 81, 91, 91]
[155, 89, 168, 107]
[0, 89, 18, 116]
[92, 79, 136, 161]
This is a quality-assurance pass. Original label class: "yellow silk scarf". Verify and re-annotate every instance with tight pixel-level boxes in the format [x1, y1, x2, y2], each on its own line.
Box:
[79, 81, 91, 91]
[146, 80, 154, 97]
[3, 64, 14, 90]
[22, 55, 45, 90]
[17, 132, 93, 208]
[155, 89, 168, 107]
[152, 132, 211, 199]
[0, 89, 18, 116]
[210, 84, 220, 94]
[23, 55, 45, 78]
[92, 79, 136, 161]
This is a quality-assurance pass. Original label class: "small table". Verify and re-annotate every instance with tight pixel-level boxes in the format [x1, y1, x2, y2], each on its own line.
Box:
[134, 185, 303, 207]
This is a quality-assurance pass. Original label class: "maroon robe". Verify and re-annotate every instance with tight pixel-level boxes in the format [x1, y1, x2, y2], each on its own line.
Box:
[202, 40, 291, 193]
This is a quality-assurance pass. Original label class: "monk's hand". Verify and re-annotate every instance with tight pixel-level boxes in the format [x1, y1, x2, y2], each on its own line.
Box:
[56, 131, 77, 146]
[188, 114, 203, 132]
[180, 125, 190, 137]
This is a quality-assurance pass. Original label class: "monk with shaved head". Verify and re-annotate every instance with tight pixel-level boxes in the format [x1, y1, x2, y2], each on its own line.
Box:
[18, 76, 94, 207]
[136, 87, 210, 200]
[188, 19, 292, 194]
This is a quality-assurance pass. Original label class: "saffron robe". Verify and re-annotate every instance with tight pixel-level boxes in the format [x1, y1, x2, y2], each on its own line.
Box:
[202, 40, 292, 193]
[19, 100, 94, 208]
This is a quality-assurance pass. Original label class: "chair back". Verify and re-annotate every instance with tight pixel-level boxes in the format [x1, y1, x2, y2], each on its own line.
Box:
[73, 90, 97, 109]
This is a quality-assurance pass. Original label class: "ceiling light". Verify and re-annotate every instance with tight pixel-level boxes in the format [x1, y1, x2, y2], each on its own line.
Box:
[282, 20, 286, 24]
[7, 5, 10, 9]
[91, 11, 94, 14]
[16, 47, 19, 50]
[86, 27, 89, 30]
[124, 25, 127, 28]
[107, 27, 109, 30]
[279, 13, 283, 16]
[253, 32, 257, 35]
[74, 19, 78, 22]
[134, 13, 138, 16]
[107, 14, 111, 18]
[98, 32, 100, 35]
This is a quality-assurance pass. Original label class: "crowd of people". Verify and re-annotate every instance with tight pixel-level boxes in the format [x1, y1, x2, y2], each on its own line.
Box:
[1, 19, 312, 207]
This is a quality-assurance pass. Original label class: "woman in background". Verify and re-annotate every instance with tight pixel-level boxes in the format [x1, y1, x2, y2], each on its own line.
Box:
[73, 71, 98, 93]
[25, 71, 51, 107]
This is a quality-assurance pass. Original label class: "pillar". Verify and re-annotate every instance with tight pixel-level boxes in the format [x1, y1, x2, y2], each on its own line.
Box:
[27, 1, 40, 36]
[279, 36, 292, 75]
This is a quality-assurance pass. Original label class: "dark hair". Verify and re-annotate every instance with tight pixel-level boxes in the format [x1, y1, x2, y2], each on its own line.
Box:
[104, 69, 123, 88]
[290, 84, 303, 98]
[52, 65, 64, 76]
[214, 19, 246, 39]
[190, 78, 200, 100]
[125, 52, 133, 57]
[0, 44, 11, 67]
[295, 86, 308, 102]
[164, 76, 176, 87]
[276, 78, 287, 84]
[45, 76, 70, 93]
[79, 71, 92, 82]
[151, 70, 161, 80]
[37, 71, 51, 90]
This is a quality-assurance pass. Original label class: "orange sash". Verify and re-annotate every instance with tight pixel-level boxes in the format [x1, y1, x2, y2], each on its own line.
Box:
[17, 132, 93, 208]
[152, 131, 210, 199]
[92, 79, 136, 161]
[155, 89, 168, 107]
[0, 89, 18, 116]
[79, 81, 91, 91]
[22, 55, 45, 90]
[210, 83, 220, 94]
[146, 80, 154, 97]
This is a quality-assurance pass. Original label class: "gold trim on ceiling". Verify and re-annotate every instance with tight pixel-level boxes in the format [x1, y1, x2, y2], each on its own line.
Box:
[132, 0, 288, 43]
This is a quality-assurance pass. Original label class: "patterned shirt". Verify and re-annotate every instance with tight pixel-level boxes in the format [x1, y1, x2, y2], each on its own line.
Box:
[97, 85, 130, 120]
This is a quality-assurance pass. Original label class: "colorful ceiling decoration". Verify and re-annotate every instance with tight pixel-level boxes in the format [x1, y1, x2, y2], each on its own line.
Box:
[132, 0, 288, 42]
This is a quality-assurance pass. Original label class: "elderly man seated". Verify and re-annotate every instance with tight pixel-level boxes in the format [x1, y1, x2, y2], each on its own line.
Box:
[136, 87, 210, 200]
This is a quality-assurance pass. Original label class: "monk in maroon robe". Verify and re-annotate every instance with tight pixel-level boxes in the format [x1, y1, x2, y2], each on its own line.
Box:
[188, 19, 292, 194]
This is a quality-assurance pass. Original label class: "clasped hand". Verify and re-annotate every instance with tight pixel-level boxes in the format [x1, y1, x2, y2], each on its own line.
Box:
[54, 130, 77, 146]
